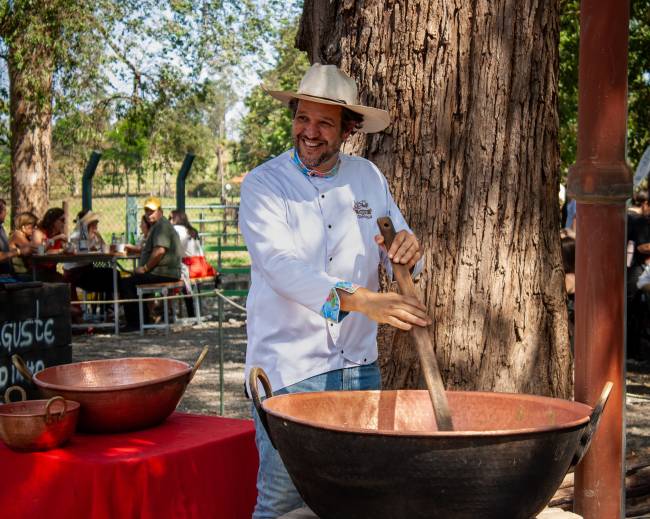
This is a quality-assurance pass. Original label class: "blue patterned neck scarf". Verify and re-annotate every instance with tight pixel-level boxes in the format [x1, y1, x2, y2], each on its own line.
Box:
[291, 148, 341, 178]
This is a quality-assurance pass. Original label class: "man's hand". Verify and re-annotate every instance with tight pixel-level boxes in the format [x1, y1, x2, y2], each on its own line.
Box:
[135, 246, 166, 274]
[374, 230, 421, 270]
[638, 243, 650, 255]
[339, 287, 431, 331]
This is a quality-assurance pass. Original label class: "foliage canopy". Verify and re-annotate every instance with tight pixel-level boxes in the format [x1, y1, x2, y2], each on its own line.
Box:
[0, 0, 296, 199]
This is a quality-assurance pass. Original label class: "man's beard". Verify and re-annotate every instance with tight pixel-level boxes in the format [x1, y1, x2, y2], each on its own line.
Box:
[294, 136, 339, 169]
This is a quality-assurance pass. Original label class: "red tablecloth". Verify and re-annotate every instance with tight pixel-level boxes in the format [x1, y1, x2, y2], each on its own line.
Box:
[0, 412, 259, 519]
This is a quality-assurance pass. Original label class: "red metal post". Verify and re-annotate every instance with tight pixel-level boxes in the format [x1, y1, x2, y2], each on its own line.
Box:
[567, 0, 631, 518]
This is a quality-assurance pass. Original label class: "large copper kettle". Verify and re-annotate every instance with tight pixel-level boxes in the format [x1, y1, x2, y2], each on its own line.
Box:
[251, 367, 611, 519]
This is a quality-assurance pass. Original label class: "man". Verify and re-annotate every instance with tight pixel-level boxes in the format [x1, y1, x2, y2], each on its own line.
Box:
[119, 196, 182, 330]
[627, 190, 650, 359]
[240, 63, 430, 518]
[0, 199, 21, 279]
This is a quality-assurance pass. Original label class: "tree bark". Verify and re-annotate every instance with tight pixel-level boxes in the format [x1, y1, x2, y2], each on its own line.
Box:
[8, 42, 54, 221]
[299, 0, 571, 397]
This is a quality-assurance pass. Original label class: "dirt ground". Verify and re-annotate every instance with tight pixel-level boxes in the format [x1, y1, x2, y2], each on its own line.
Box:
[626, 359, 650, 460]
[72, 318, 251, 420]
[72, 312, 650, 460]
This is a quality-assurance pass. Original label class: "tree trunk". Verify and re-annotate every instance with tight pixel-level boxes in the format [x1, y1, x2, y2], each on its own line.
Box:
[298, 0, 572, 397]
[8, 42, 54, 221]
[163, 168, 170, 198]
[216, 143, 225, 204]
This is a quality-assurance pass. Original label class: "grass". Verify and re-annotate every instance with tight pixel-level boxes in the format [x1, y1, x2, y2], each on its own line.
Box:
[218, 251, 250, 267]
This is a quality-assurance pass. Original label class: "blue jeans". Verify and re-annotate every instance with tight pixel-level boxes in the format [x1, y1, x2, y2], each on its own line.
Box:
[251, 363, 381, 519]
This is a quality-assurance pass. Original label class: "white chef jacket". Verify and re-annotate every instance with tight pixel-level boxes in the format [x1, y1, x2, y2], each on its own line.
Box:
[240, 150, 420, 393]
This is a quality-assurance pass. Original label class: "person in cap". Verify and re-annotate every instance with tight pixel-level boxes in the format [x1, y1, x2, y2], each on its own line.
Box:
[118, 196, 183, 331]
[63, 210, 114, 298]
[240, 63, 430, 518]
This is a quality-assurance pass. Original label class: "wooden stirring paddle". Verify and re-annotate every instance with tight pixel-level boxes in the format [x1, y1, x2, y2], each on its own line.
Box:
[377, 217, 454, 431]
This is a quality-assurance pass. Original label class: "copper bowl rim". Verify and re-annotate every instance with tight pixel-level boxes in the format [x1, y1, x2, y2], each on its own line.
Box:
[0, 399, 81, 418]
[262, 389, 593, 438]
[32, 357, 192, 393]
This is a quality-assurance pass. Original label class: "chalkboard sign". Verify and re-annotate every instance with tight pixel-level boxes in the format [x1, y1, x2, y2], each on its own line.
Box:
[0, 283, 72, 396]
[0, 283, 71, 357]
[0, 346, 72, 398]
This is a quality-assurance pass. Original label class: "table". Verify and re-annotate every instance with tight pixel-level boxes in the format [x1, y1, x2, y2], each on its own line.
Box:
[0, 413, 258, 519]
[280, 506, 582, 518]
[30, 252, 138, 334]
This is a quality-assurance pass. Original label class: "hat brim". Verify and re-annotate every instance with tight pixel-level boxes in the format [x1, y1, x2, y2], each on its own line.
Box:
[264, 88, 390, 134]
[144, 204, 161, 211]
[81, 212, 100, 225]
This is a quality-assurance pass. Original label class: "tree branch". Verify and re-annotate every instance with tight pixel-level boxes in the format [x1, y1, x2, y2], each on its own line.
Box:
[79, 10, 151, 99]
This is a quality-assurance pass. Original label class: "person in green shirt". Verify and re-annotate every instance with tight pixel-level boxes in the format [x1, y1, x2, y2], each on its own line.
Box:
[119, 196, 182, 331]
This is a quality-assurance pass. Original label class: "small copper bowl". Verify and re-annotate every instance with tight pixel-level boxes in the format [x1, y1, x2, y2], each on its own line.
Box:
[0, 386, 80, 452]
[12, 347, 209, 433]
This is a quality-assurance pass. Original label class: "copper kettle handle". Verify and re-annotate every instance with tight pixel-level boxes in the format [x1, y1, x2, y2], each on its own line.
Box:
[44, 396, 66, 424]
[571, 381, 613, 468]
[4, 385, 27, 403]
[11, 354, 34, 383]
[190, 346, 210, 382]
[249, 367, 276, 449]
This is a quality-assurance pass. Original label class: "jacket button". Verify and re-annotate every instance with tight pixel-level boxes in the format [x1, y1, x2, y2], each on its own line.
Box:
[328, 224, 332, 229]
[321, 194, 325, 199]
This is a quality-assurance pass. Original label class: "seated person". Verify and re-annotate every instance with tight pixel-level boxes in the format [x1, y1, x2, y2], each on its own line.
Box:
[169, 210, 217, 318]
[627, 189, 650, 359]
[124, 215, 151, 255]
[169, 210, 216, 278]
[31, 207, 67, 282]
[561, 235, 575, 346]
[0, 198, 20, 281]
[70, 210, 106, 251]
[561, 235, 575, 297]
[119, 197, 182, 331]
[63, 210, 114, 297]
[8, 211, 38, 279]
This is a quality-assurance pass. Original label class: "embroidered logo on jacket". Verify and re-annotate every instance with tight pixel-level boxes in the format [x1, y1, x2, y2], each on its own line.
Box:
[353, 200, 373, 219]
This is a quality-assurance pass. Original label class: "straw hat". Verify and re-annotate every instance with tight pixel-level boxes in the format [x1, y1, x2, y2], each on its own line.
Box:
[264, 63, 390, 133]
[79, 211, 100, 227]
[143, 196, 162, 211]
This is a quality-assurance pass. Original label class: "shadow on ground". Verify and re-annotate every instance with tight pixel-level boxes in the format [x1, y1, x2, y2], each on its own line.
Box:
[72, 319, 251, 420]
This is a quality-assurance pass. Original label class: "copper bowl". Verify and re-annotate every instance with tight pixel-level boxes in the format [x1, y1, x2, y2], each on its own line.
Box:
[251, 368, 611, 519]
[12, 347, 208, 433]
[0, 386, 80, 452]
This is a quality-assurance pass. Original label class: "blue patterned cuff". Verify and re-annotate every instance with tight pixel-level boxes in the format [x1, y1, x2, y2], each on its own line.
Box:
[321, 281, 359, 323]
